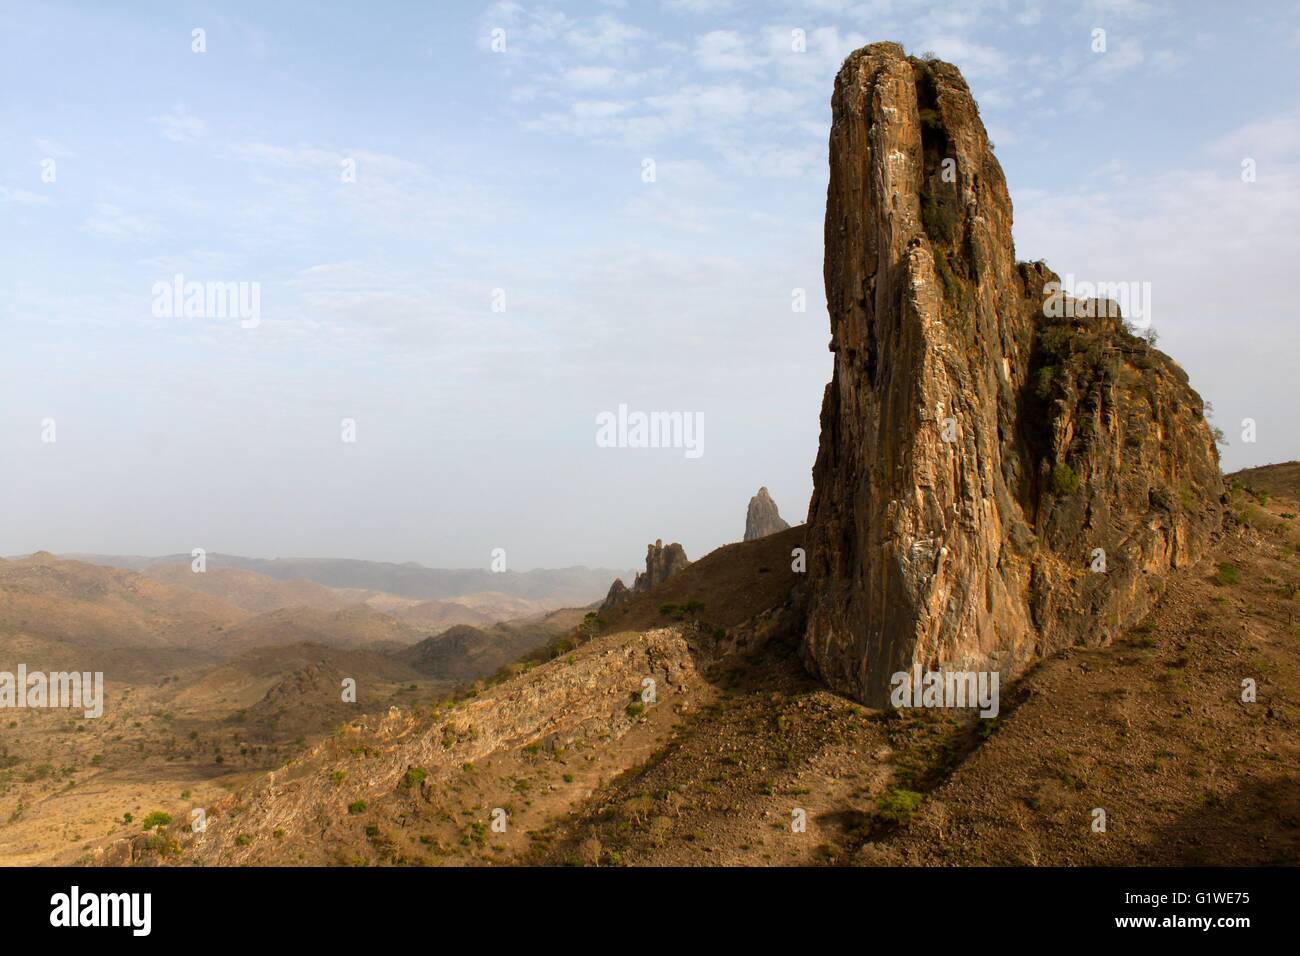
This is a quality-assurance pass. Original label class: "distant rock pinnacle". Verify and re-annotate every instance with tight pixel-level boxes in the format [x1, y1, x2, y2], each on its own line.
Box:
[744, 487, 790, 541]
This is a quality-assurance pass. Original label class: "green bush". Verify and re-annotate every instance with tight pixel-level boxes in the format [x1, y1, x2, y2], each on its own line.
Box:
[1034, 365, 1057, 401]
[140, 811, 171, 831]
[347, 800, 367, 815]
[922, 197, 960, 246]
[876, 788, 924, 825]
[1050, 463, 1081, 496]
[1214, 564, 1241, 587]
[404, 767, 427, 789]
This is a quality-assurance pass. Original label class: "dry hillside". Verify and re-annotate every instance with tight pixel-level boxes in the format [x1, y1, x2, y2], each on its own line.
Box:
[90, 462, 1300, 868]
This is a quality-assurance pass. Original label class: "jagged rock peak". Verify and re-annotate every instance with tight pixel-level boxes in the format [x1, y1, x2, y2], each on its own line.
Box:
[634, 539, 690, 592]
[744, 487, 791, 541]
[801, 42, 1224, 706]
[600, 539, 691, 613]
[599, 577, 630, 614]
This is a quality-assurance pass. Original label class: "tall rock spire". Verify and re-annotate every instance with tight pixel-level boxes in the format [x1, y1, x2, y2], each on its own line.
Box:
[802, 43, 1224, 705]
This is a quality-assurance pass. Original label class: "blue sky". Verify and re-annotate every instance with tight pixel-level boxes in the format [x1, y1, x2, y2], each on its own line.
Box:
[2, 0, 1298, 569]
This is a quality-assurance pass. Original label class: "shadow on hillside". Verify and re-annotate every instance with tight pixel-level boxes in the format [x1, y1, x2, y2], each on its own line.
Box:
[1139, 774, 1300, 865]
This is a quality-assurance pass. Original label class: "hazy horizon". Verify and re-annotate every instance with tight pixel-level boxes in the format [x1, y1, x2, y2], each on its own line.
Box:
[3, 0, 1298, 570]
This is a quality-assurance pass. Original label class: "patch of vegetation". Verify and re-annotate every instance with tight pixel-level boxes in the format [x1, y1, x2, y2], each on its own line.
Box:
[1050, 463, 1081, 496]
[1214, 563, 1241, 587]
[347, 800, 368, 815]
[875, 788, 924, 825]
[141, 811, 172, 831]
[462, 821, 488, 848]
[404, 767, 427, 790]
[657, 598, 708, 624]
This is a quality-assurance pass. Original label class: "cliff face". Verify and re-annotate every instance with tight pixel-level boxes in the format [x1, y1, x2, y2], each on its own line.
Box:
[744, 487, 791, 541]
[803, 43, 1225, 706]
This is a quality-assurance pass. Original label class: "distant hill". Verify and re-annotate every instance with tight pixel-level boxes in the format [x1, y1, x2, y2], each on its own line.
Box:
[133, 563, 560, 626]
[59, 552, 635, 606]
[0, 552, 247, 655]
[141, 564, 358, 613]
[393, 607, 587, 683]
[1228, 461, 1300, 500]
[214, 604, 425, 653]
[171, 641, 431, 737]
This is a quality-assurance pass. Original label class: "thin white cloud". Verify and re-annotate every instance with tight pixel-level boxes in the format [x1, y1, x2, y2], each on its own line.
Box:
[80, 202, 163, 242]
[695, 30, 764, 72]
[150, 105, 206, 143]
[0, 185, 51, 204]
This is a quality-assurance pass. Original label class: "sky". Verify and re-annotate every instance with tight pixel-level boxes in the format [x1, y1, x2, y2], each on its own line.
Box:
[1, 0, 1298, 570]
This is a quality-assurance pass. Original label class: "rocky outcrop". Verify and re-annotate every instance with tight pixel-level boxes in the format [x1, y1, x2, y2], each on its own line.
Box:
[599, 577, 631, 614]
[802, 43, 1225, 706]
[744, 487, 791, 541]
[600, 540, 691, 614]
[634, 540, 690, 592]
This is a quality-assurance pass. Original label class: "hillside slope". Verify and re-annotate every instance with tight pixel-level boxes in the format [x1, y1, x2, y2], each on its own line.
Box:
[93, 528, 805, 865]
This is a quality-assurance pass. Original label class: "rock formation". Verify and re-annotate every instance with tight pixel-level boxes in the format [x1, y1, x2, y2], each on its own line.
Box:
[599, 577, 631, 613]
[744, 487, 791, 541]
[600, 539, 691, 613]
[634, 539, 690, 591]
[802, 43, 1225, 706]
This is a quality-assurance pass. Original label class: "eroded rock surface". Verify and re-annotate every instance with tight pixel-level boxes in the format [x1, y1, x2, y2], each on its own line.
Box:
[803, 43, 1224, 706]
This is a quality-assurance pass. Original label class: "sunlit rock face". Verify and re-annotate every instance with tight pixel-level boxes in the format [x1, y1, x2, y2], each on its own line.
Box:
[803, 43, 1224, 706]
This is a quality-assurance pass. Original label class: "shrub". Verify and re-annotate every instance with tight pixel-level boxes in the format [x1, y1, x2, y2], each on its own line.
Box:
[1214, 564, 1241, 587]
[876, 788, 924, 825]
[1050, 463, 1080, 496]
[404, 767, 427, 790]
[1034, 365, 1057, 401]
[347, 800, 367, 815]
[140, 811, 171, 831]
[922, 196, 960, 247]
[462, 822, 487, 848]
